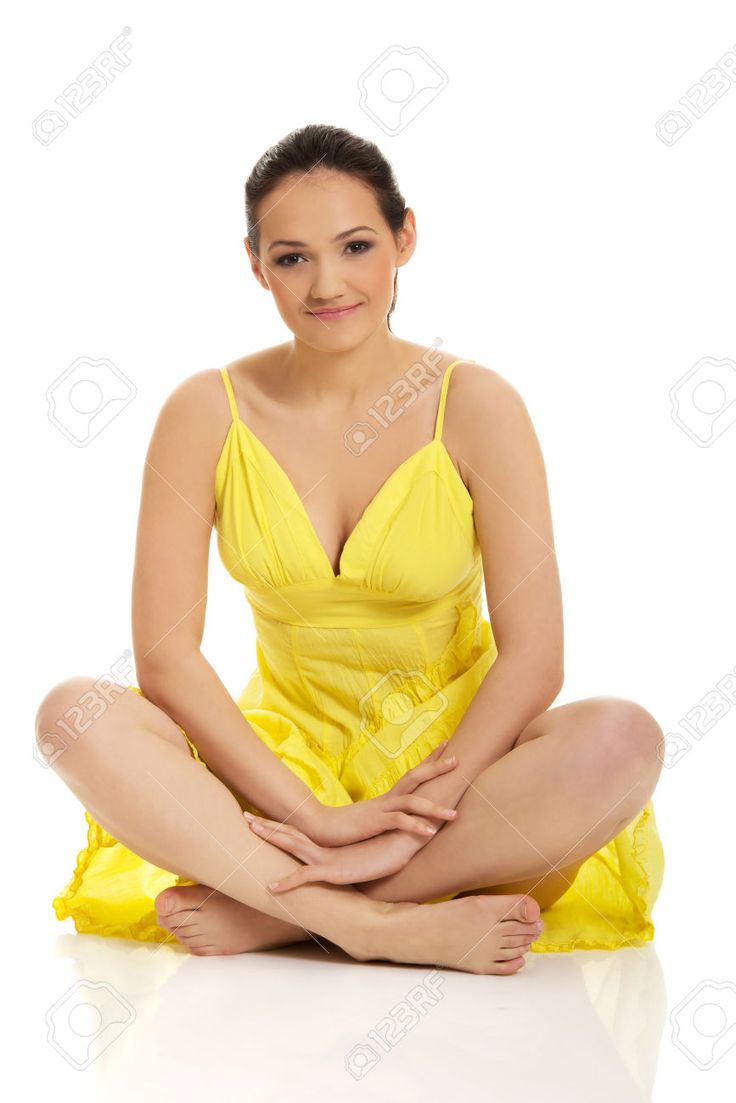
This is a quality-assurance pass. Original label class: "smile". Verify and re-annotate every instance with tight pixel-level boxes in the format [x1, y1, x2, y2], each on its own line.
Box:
[308, 304, 362, 320]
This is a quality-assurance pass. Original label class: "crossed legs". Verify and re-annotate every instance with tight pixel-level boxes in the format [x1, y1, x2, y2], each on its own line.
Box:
[359, 695, 663, 906]
[38, 680, 546, 973]
[38, 681, 663, 961]
[153, 694, 663, 952]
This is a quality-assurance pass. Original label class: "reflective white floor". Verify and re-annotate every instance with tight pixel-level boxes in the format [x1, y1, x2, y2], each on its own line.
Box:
[18, 863, 736, 1102]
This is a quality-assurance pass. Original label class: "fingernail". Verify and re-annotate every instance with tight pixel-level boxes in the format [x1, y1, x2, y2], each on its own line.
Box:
[243, 811, 254, 821]
[424, 825, 436, 833]
[446, 755, 457, 764]
[268, 881, 280, 890]
[445, 809, 457, 817]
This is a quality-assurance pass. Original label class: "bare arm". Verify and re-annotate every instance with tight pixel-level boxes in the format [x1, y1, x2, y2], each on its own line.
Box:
[389, 365, 565, 818]
[131, 368, 322, 829]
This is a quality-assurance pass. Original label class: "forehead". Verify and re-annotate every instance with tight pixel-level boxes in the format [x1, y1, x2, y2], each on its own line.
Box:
[258, 170, 380, 243]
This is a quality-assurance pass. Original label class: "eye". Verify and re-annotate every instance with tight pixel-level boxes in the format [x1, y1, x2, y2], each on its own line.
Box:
[345, 241, 373, 256]
[275, 253, 304, 268]
[274, 241, 373, 267]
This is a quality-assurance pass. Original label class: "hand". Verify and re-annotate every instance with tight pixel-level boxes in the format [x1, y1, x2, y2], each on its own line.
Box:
[282, 741, 460, 847]
[245, 814, 431, 892]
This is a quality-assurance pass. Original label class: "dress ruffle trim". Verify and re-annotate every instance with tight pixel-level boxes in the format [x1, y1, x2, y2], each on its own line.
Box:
[529, 800, 662, 953]
[357, 603, 662, 954]
[51, 811, 198, 943]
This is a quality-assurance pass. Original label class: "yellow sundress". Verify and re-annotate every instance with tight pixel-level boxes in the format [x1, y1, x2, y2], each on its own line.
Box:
[52, 358, 665, 952]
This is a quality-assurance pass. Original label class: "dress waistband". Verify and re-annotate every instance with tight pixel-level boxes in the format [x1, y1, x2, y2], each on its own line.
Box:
[244, 560, 484, 629]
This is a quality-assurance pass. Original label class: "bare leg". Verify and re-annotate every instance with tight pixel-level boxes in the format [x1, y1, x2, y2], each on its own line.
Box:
[359, 696, 664, 904]
[38, 678, 543, 974]
[151, 696, 659, 955]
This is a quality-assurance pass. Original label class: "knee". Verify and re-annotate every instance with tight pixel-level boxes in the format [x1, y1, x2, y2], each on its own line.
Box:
[591, 697, 664, 774]
[34, 675, 129, 767]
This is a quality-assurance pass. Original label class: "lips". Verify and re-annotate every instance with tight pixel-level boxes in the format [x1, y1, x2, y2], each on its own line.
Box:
[309, 303, 361, 317]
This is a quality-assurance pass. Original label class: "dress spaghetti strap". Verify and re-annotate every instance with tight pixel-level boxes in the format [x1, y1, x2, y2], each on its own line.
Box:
[219, 365, 240, 423]
[433, 358, 475, 442]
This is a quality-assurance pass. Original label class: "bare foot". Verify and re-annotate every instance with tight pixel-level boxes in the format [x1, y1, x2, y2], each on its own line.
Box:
[154, 884, 309, 956]
[364, 893, 545, 975]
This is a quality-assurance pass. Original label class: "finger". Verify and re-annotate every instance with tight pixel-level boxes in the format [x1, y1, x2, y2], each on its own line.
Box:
[245, 813, 301, 835]
[400, 794, 458, 820]
[410, 756, 459, 785]
[249, 821, 320, 862]
[385, 794, 457, 821]
[390, 750, 454, 796]
[268, 867, 322, 893]
[245, 814, 310, 842]
[388, 810, 440, 836]
[428, 740, 449, 759]
[394, 755, 458, 794]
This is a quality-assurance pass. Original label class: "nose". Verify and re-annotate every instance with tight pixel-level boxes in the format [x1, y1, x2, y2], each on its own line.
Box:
[308, 259, 349, 303]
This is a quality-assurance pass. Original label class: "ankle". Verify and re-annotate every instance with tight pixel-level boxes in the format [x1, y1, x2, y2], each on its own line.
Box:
[351, 899, 416, 963]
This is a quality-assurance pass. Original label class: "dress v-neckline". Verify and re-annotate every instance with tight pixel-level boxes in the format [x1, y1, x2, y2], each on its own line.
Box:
[232, 416, 446, 580]
[217, 357, 474, 581]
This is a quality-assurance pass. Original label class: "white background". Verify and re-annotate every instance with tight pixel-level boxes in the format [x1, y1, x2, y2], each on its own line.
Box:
[5, 1, 735, 1099]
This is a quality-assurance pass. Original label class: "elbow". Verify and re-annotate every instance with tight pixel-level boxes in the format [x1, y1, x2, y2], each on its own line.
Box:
[135, 664, 171, 705]
[499, 646, 564, 702]
[546, 664, 564, 703]
[135, 649, 201, 701]
[537, 653, 564, 700]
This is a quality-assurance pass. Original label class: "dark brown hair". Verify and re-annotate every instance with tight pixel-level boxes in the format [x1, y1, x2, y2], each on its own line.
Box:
[245, 124, 408, 332]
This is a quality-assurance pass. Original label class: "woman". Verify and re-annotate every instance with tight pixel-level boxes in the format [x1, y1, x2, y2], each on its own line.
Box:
[39, 124, 665, 975]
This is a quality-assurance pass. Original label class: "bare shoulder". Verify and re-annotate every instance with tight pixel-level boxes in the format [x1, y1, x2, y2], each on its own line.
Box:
[158, 364, 233, 424]
[447, 360, 528, 428]
[444, 360, 541, 473]
[147, 343, 290, 461]
[148, 355, 259, 453]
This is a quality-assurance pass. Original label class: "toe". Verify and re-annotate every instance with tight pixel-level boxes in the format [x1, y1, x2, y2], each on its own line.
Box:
[495, 945, 529, 961]
[501, 934, 536, 949]
[517, 895, 541, 923]
[155, 888, 180, 916]
[167, 884, 212, 911]
[166, 916, 203, 938]
[495, 956, 525, 974]
[156, 884, 212, 924]
[503, 919, 544, 937]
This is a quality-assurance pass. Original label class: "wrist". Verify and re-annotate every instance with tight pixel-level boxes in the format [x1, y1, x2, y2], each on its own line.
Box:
[289, 794, 325, 834]
[423, 767, 469, 804]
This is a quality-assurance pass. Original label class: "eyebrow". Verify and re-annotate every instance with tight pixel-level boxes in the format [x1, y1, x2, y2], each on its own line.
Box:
[267, 225, 378, 254]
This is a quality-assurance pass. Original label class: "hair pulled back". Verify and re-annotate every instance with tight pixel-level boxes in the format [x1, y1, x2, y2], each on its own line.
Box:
[245, 124, 408, 331]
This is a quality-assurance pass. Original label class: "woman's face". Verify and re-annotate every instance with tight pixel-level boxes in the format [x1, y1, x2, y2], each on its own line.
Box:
[245, 169, 415, 348]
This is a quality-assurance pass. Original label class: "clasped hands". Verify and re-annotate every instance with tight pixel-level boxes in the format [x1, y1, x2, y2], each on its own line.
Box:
[243, 741, 462, 893]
